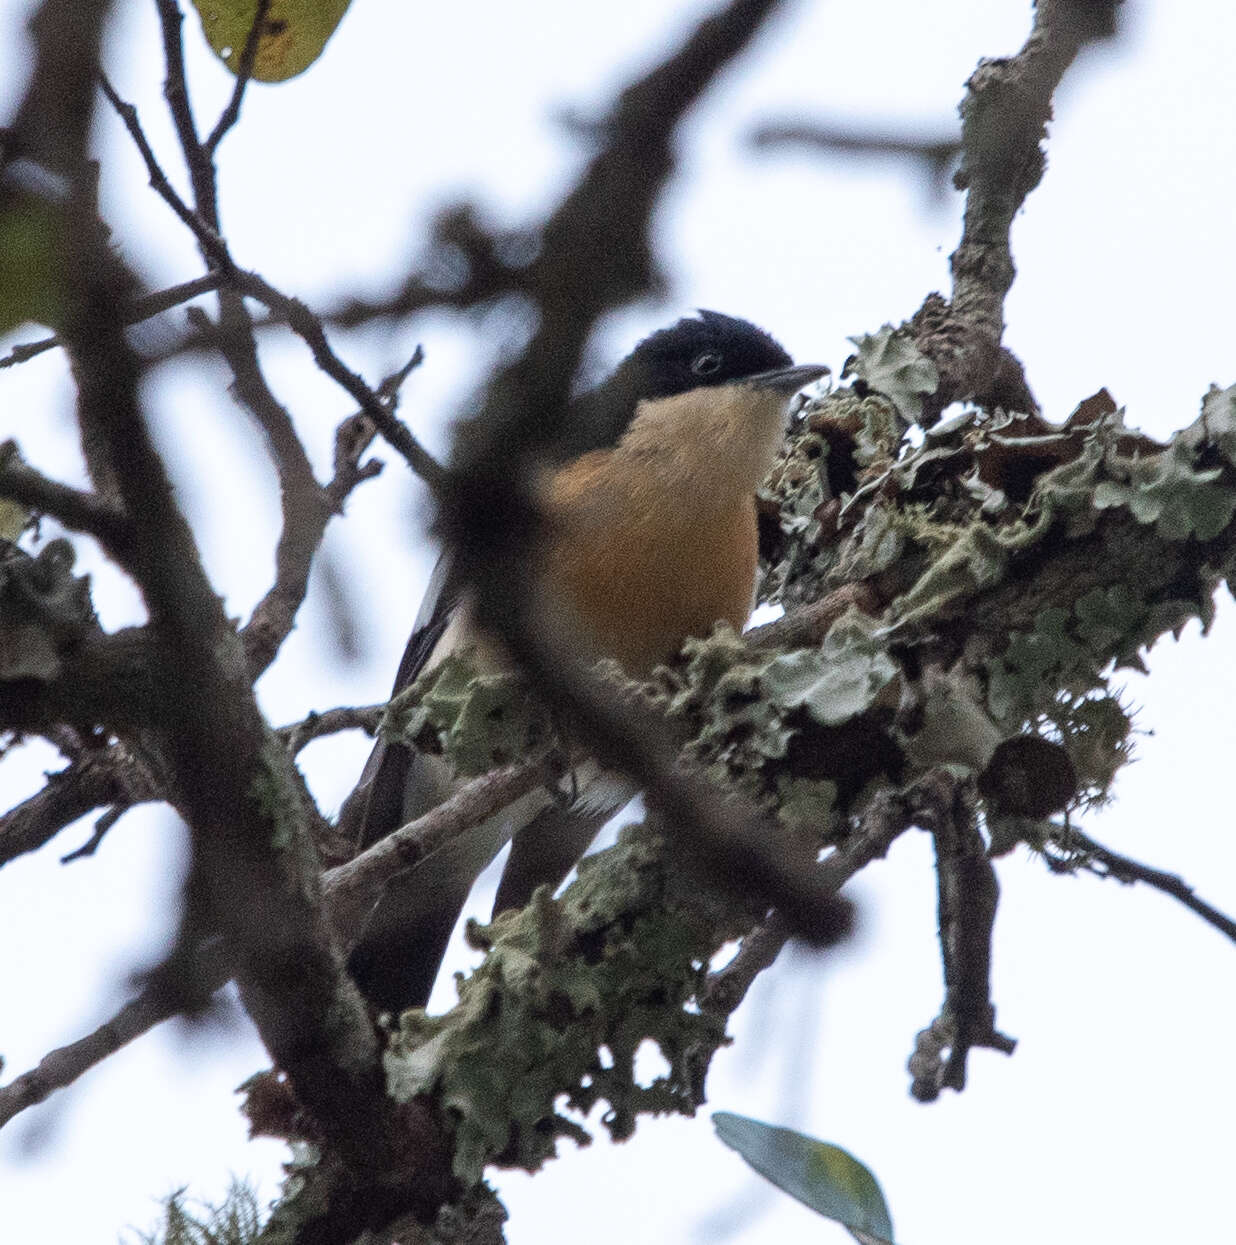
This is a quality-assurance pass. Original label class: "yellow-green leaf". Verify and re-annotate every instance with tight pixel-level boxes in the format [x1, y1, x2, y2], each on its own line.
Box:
[191, 0, 352, 82]
[714, 1111, 895, 1243]
[0, 498, 27, 542]
[0, 186, 64, 334]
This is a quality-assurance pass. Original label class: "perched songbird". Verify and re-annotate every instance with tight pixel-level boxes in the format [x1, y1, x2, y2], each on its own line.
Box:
[341, 311, 827, 1013]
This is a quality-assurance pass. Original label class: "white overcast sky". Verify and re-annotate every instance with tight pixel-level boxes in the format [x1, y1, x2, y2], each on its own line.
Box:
[2, 2, 1235, 1243]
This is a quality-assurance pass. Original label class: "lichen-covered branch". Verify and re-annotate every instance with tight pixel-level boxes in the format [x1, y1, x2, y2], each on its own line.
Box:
[384, 371, 1236, 1168]
[908, 0, 1122, 422]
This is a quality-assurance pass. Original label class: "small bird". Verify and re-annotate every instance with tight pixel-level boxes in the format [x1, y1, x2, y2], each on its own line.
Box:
[341, 311, 827, 1013]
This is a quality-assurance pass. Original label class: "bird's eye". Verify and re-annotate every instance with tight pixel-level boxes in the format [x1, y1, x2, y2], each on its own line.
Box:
[691, 351, 722, 376]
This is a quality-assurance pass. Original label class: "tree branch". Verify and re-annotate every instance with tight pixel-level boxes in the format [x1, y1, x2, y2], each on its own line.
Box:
[749, 118, 961, 199]
[918, 774, 1014, 1098]
[278, 703, 384, 757]
[745, 583, 882, 651]
[1050, 824, 1236, 945]
[326, 204, 524, 328]
[910, 0, 1121, 422]
[0, 745, 155, 866]
[0, 756, 552, 1130]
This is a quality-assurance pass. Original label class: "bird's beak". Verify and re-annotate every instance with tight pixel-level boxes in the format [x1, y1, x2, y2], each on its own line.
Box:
[745, 362, 831, 395]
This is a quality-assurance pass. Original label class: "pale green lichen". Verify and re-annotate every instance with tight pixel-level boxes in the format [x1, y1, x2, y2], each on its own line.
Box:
[387, 650, 554, 776]
[759, 610, 900, 726]
[1093, 440, 1236, 541]
[887, 522, 1010, 630]
[383, 821, 731, 1185]
[658, 613, 901, 825]
[0, 536, 94, 681]
[843, 325, 938, 425]
[248, 735, 304, 854]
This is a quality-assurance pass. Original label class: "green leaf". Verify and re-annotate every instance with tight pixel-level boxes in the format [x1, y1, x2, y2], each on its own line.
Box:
[190, 0, 352, 82]
[713, 1112, 895, 1242]
[0, 184, 64, 334]
[0, 442, 30, 542]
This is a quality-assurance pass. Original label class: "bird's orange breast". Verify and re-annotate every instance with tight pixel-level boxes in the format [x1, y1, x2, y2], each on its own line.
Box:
[538, 452, 758, 675]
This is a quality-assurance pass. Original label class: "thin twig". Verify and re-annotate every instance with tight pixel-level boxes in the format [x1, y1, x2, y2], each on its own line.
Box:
[101, 72, 445, 492]
[153, 0, 218, 228]
[227, 267, 446, 489]
[327, 205, 523, 328]
[99, 72, 233, 269]
[1054, 825, 1236, 944]
[376, 343, 426, 404]
[745, 583, 882, 651]
[0, 748, 155, 867]
[59, 804, 127, 862]
[750, 120, 960, 163]
[0, 272, 222, 370]
[278, 704, 384, 756]
[0, 938, 232, 1129]
[239, 407, 385, 676]
[749, 119, 961, 198]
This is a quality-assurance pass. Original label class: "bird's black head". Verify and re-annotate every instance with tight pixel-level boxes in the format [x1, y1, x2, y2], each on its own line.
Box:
[617, 309, 794, 401]
[561, 311, 795, 459]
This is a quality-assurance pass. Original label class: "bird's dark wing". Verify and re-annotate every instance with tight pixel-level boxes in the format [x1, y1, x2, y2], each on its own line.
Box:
[339, 550, 482, 1012]
[336, 551, 462, 852]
